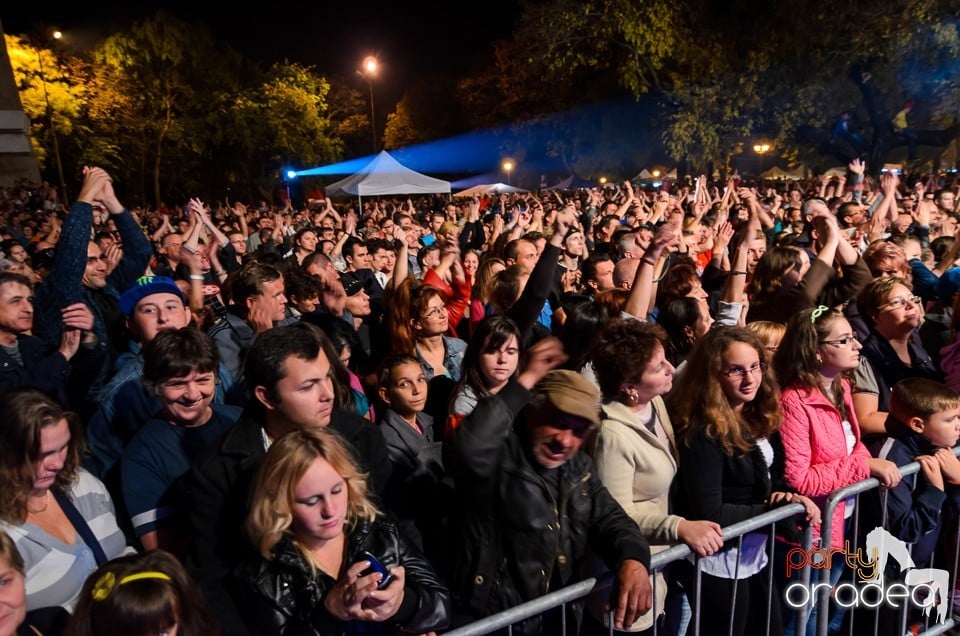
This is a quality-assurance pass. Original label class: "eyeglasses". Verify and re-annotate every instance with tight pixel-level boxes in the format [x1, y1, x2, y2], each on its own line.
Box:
[880, 295, 921, 311]
[821, 335, 858, 347]
[420, 305, 445, 320]
[720, 362, 767, 378]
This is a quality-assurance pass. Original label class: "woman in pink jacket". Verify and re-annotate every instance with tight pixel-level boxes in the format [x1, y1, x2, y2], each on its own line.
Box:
[772, 305, 901, 636]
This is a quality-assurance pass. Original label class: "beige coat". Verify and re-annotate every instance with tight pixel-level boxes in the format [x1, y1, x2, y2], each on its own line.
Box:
[585, 397, 679, 631]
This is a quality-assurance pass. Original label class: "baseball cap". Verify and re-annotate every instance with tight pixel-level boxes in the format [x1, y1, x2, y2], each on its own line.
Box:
[535, 370, 600, 427]
[340, 274, 364, 297]
[118, 276, 186, 315]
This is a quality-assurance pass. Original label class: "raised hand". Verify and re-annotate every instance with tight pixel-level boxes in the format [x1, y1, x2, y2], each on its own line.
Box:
[517, 337, 567, 390]
[102, 242, 123, 275]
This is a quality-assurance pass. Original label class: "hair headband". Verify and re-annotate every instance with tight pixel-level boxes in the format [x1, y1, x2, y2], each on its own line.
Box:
[91, 571, 172, 601]
[810, 305, 830, 324]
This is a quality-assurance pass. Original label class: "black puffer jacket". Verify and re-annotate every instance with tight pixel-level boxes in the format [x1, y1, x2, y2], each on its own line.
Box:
[231, 516, 450, 636]
[445, 381, 651, 635]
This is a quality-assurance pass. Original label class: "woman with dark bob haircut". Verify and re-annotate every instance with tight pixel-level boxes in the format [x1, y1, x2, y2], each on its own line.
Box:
[65, 550, 216, 636]
[0, 388, 132, 613]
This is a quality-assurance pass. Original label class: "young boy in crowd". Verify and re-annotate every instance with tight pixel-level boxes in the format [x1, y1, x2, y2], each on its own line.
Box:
[856, 378, 960, 634]
[377, 354, 449, 565]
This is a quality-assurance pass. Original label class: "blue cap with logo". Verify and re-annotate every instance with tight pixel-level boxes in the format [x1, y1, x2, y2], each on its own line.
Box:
[118, 276, 186, 315]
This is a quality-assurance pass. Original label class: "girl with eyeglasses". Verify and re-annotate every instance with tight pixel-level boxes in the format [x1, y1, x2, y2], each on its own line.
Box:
[669, 327, 818, 636]
[851, 277, 943, 437]
[771, 307, 901, 636]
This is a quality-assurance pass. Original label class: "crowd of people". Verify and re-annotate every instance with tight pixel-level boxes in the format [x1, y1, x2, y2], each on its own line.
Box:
[0, 160, 959, 635]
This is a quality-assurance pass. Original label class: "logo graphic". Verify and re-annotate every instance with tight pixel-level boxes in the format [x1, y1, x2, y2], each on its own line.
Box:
[784, 527, 949, 624]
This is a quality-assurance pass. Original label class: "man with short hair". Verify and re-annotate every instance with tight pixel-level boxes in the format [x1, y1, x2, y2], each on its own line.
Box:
[0, 239, 27, 264]
[505, 238, 539, 271]
[207, 261, 292, 391]
[284, 272, 322, 317]
[303, 252, 348, 319]
[593, 214, 621, 255]
[417, 243, 442, 276]
[936, 188, 956, 216]
[0, 271, 103, 402]
[187, 322, 390, 635]
[447, 339, 651, 634]
[342, 236, 372, 272]
[85, 275, 241, 480]
[34, 167, 153, 403]
[153, 232, 184, 278]
[582, 254, 616, 295]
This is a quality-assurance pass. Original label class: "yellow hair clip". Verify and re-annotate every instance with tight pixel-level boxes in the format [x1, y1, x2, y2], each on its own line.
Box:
[91, 571, 172, 601]
[810, 305, 830, 324]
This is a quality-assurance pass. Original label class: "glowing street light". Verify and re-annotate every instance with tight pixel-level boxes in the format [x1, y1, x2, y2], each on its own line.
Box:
[502, 158, 515, 185]
[753, 143, 771, 175]
[359, 55, 379, 153]
[599, 176, 607, 185]
[652, 169, 661, 178]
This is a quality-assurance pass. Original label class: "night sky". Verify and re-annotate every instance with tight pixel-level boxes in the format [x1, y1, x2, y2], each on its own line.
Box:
[1, 3, 522, 109]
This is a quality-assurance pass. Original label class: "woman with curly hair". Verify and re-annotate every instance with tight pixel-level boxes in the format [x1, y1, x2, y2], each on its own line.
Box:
[669, 327, 818, 636]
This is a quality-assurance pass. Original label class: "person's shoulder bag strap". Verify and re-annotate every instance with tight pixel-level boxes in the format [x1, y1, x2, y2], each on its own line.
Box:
[50, 486, 109, 565]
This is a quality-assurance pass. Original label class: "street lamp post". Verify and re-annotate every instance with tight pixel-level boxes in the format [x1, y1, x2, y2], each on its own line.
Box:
[502, 159, 514, 186]
[753, 143, 771, 177]
[359, 56, 379, 153]
[36, 31, 68, 202]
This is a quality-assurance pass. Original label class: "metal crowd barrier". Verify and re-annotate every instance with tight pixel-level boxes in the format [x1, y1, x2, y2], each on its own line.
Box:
[816, 447, 960, 636]
[443, 447, 960, 636]
[443, 502, 812, 636]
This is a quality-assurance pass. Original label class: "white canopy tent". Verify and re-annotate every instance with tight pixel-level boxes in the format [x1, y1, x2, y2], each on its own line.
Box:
[761, 166, 805, 180]
[324, 151, 451, 197]
[454, 183, 528, 197]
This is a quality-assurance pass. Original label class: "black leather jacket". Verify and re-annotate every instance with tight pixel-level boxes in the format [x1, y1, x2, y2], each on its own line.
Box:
[445, 381, 651, 635]
[231, 516, 450, 636]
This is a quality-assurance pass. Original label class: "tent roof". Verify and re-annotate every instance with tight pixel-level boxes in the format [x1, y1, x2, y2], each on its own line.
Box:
[324, 151, 450, 196]
[454, 183, 528, 197]
[546, 174, 596, 190]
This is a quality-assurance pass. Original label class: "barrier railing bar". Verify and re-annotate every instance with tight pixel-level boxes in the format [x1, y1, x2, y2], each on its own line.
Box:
[444, 503, 808, 636]
[817, 448, 960, 636]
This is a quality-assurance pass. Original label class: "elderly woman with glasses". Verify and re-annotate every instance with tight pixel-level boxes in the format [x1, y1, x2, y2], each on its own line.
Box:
[771, 307, 901, 636]
[851, 277, 943, 437]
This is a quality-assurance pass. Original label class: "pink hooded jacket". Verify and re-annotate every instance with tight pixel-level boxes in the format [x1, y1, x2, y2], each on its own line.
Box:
[780, 380, 872, 548]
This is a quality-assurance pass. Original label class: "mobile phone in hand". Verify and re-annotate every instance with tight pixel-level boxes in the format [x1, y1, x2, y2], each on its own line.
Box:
[359, 551, 394, 589]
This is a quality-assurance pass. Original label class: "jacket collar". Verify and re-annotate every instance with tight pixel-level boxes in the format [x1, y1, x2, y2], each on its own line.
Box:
[602, 398, 676, 453]
[219, 406, 268, 461]
[883, 413, 939, 455]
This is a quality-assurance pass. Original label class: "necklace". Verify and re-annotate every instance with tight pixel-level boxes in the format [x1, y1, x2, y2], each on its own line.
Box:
[27, 490, 50, 515]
